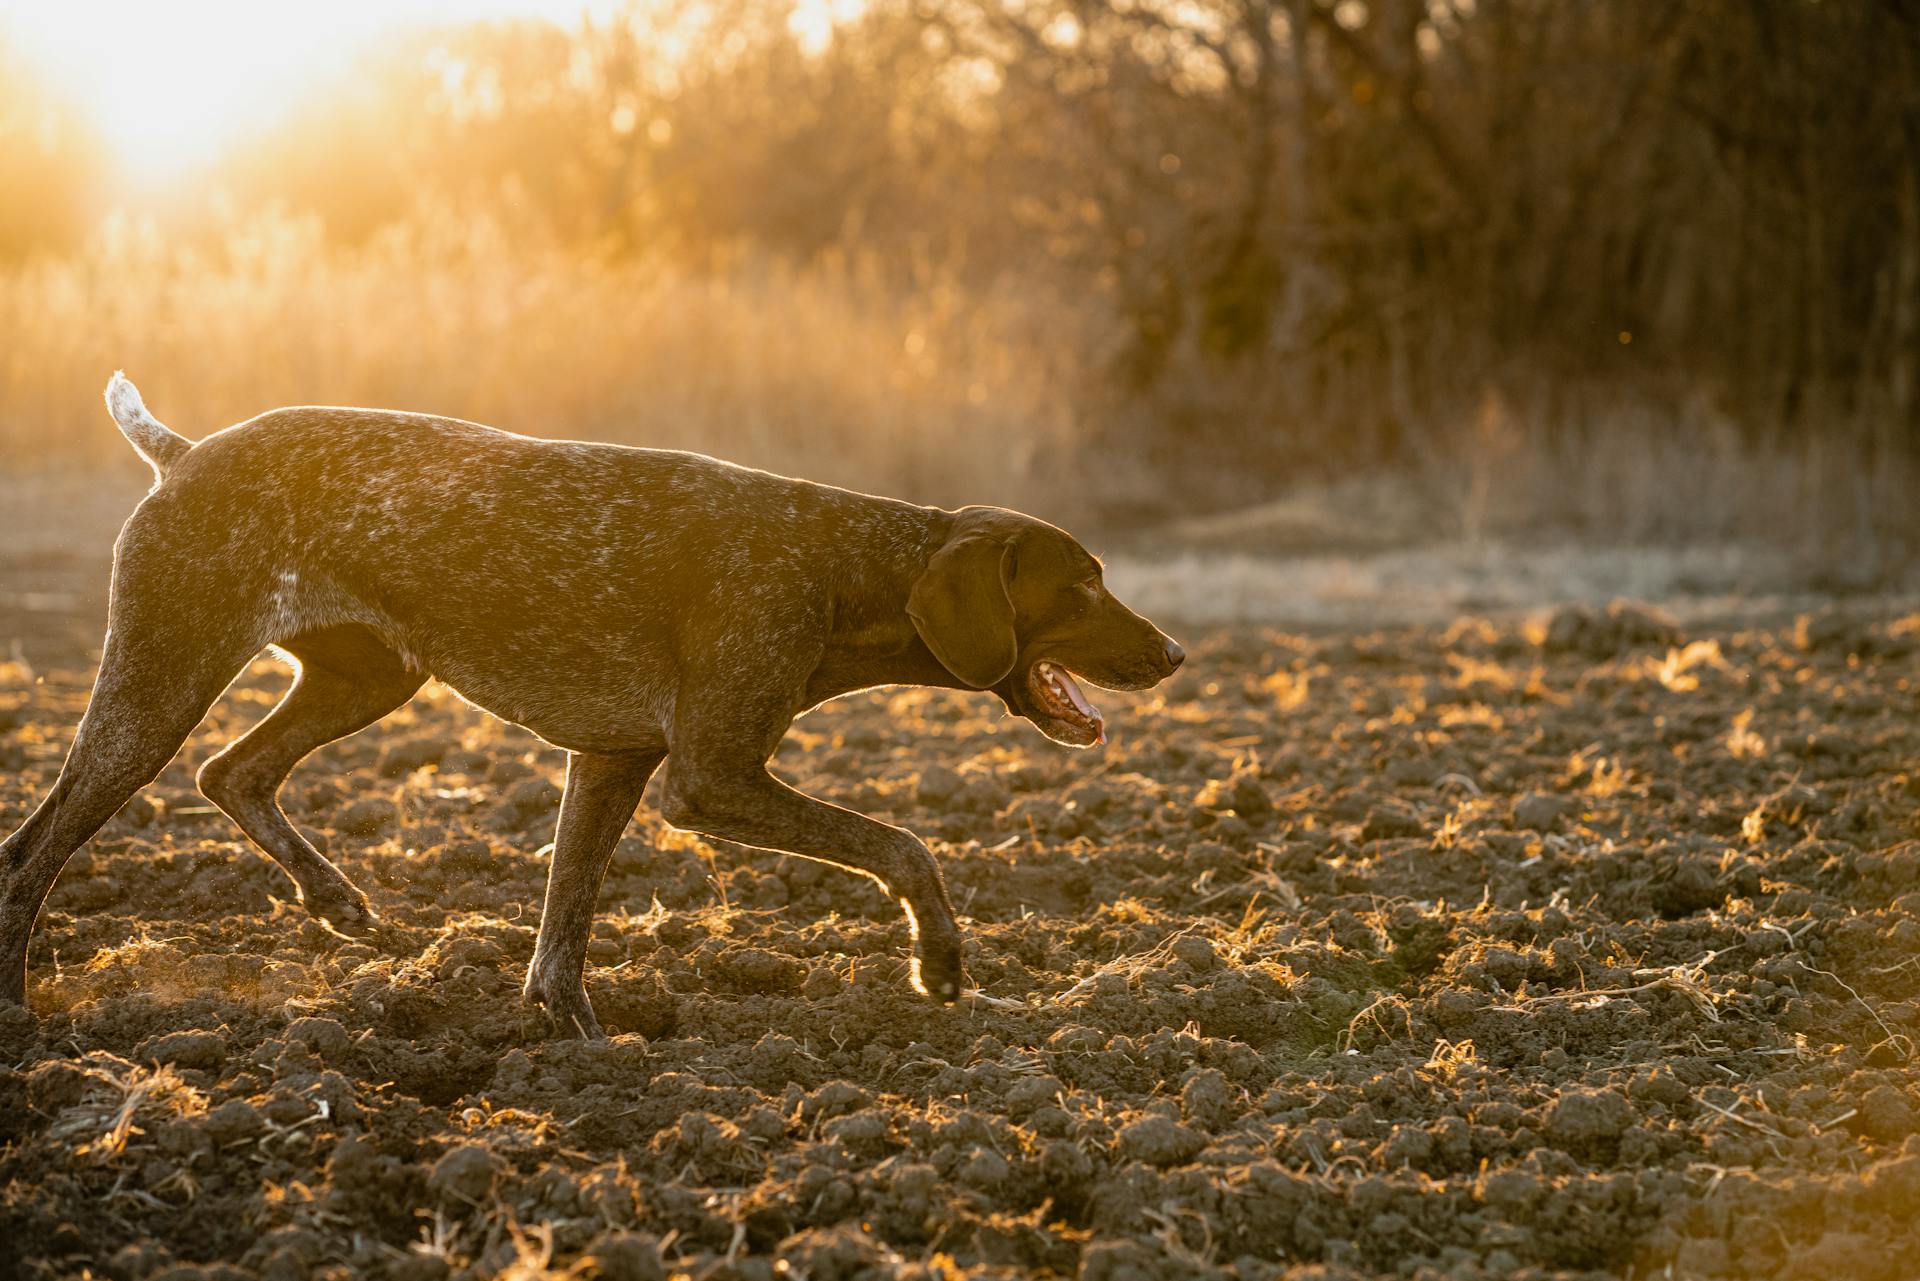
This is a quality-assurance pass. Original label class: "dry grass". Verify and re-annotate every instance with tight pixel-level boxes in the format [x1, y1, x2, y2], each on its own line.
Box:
[43, 1056, 208, 1162]
[3, 210, 1915, 564]
[0, 210, 1082, 513]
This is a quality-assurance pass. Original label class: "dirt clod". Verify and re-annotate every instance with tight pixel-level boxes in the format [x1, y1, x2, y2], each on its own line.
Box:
[1114, 1115, 1206, 1167]
[136, 1030, 228, 1070]
[581, 1232, 666, 1281]
[1543, 1088, 1634, 1156]
[428, 1143, 501, 1204]
[1853, 1085, 1918, 1143]
[1512, 792, 1574, 831]
[334, 797, 400, 837]
[5, 607, 1920, 1278]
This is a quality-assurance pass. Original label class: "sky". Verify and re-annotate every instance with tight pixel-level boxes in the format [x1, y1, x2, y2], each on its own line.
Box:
[0, 1, 609, 183]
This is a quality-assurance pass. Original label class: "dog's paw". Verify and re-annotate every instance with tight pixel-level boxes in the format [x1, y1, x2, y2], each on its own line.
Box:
[303, 887, 381, 940]
[522, 975, 606, 1040]
[909, 935, 967, 1006]
[305, 898, 380, 937]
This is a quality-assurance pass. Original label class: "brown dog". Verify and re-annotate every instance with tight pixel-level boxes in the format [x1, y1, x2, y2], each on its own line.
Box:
[0, 376, 1184, 1035]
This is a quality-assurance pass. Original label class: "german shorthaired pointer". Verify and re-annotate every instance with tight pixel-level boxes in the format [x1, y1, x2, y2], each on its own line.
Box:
[0, 375, 1184, 1036]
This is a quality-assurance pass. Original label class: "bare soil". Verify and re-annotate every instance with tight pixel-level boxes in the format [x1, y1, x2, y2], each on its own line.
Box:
[2, 503, 1919, 1279]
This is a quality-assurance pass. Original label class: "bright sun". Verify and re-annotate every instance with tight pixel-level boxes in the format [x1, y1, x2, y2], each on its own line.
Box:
[0, 0, 601, 185]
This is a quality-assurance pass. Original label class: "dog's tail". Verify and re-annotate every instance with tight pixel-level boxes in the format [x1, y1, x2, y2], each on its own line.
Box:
[105, 372, 192, 480]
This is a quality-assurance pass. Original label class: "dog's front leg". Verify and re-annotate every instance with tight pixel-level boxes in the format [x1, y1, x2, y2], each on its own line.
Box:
[523, 749, 663, 1038]
[658, 758, 967, 1003]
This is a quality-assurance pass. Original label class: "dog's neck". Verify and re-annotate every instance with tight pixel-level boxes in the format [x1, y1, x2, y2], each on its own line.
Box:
[808, 505, 961, 694]
[828, 504, 951, 636]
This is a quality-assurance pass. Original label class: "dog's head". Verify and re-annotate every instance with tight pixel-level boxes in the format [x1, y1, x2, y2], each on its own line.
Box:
[908, 505, 1184, 746]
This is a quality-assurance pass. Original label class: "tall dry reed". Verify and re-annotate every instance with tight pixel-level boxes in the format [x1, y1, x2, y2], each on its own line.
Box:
[1, 209, 1911, 568]
[0, 210, 1084, 513]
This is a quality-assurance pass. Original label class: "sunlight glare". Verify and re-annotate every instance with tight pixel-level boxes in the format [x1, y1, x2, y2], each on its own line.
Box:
[0, 0, 600, 185]
[789, 0, 863, 56]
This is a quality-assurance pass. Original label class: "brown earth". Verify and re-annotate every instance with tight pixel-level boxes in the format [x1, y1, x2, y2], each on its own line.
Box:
[3, 535, 1920, 1279]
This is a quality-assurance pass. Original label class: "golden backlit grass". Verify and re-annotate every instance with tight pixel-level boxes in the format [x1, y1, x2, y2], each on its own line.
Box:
[0, 211, 1080, 511]
[3, 209, 1914, 561]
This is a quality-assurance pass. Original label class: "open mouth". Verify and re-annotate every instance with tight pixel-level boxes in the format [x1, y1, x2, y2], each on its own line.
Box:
[1027, 660, 1105, 745]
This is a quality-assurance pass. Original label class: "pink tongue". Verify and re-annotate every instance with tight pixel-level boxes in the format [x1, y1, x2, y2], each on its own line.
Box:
[1056, 669, 1099, 720]
[1043, 663, 1105, 739]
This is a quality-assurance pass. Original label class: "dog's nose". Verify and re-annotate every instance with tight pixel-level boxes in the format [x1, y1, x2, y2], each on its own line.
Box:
[1164, 638, 1185, 670]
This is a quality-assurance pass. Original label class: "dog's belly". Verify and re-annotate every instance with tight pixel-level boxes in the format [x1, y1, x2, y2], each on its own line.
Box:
[363, 613, 677, 754]
[432, 661, 675, 754]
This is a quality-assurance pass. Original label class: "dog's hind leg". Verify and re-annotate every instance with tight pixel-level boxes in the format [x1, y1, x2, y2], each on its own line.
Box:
[524, 749, 663, 1039]
[197, 625, 424, 937]
[0, 622, 255, 1007]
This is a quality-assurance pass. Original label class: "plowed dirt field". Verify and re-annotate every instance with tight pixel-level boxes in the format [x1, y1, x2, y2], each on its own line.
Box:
[3, 506, 1918, 1280]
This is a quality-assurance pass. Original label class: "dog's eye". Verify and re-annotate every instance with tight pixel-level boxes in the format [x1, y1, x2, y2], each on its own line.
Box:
[1077, 577, 1101, 598]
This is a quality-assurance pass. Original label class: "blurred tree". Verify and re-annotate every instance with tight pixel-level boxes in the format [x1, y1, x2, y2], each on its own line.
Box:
[193, 0, 1920, 454]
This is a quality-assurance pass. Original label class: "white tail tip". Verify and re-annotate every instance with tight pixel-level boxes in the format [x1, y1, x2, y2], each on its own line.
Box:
[104, 370, 192, 479]
[106, 370, 148, 424]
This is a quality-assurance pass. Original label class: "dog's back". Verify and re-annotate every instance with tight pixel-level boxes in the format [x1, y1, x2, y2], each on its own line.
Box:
[108, 392, 938, 742]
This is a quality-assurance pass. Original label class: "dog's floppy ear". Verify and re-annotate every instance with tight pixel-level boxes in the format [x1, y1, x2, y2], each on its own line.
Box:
[909, 532, 1016, 689]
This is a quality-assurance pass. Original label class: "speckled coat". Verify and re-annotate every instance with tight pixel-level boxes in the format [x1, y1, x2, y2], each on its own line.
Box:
[0, 378, 1183, 1035]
